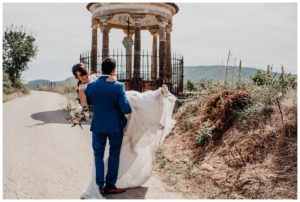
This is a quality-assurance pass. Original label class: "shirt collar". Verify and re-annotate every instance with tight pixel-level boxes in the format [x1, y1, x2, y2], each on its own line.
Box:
[99, 74, 110, 80]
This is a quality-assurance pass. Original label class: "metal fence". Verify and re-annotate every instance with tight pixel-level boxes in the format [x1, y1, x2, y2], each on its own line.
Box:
[80, 50, 184, 95]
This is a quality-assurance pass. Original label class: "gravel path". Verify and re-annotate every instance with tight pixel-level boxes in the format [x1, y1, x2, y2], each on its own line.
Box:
[3, 91, 184, 199]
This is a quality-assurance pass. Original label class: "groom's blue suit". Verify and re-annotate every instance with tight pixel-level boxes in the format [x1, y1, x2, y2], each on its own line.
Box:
[86, 75, 132, 190]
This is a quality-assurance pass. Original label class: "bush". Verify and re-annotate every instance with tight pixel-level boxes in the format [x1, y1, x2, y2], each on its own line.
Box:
[3, 72, 29, 95]
[3, 73, 14, 94]
[195, 79, 221, 92]
[237, 69, 296, 126]
[238, 66, 297, 125]
[186, 80, 197, 91]
[183, 117, 193, 132]
[251, 66, 296, 97]
[196, 122, 215, 146]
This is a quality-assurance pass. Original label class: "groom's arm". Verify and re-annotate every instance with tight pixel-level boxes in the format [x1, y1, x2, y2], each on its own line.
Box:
[118, 84, 132, 115]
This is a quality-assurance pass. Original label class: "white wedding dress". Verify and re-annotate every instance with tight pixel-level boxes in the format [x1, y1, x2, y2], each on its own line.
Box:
[80, 85, 177, 199]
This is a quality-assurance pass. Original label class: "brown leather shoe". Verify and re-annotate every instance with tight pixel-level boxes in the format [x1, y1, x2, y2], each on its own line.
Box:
[104, 187, 126, 195]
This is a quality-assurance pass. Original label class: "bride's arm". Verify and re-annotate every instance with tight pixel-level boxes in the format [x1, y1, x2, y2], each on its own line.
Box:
[106, 75, 117, 82]
[78, 89, 88, 106]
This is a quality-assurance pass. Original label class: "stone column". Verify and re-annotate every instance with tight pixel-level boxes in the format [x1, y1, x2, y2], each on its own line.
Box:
[150, 29, 158, 82]
[157, 18, 168, 87]
[90, 21, 98, 74]
[165, 23, 172, 90]
[100, 17, 111, 61]
[131, 15, 144, 92]
[122, 30, 134, 81]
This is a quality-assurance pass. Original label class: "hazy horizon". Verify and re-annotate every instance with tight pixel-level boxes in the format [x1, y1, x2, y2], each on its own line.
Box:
[27, 64, 296, 83]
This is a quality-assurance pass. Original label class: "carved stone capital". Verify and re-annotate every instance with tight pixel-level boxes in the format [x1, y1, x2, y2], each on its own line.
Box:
[99, 17, 111, 32]
[149, 29, 159, 36]
[157, 17, 169, 28]
[91, 19, 100, 29]
[99, 15, 112, 26]
[100, 26, 111, 33]
[92, 24, 99, 29]
[131, 14, 145, 26]
[166, 23, 173, 33]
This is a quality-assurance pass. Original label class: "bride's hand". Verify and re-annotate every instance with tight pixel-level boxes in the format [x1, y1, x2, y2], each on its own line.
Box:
[106, 75, 116, 82]
[124, 114, 132, 134]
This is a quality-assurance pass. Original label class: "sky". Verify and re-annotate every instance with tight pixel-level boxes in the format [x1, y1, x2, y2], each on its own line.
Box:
[2, 2, 297, 82]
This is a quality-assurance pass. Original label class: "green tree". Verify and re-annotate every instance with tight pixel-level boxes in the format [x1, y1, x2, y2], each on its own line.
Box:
[186, 80, 197, 91]
[3, 25, 38, 86]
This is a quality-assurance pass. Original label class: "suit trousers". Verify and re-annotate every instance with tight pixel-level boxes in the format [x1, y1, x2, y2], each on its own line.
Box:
[92, 130, 123, 189]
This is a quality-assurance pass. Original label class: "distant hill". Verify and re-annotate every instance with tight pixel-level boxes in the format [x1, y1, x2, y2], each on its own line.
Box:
[28, 65, 294, 88]
[27, 77, 77, 89]
[183, 65, 268, 83]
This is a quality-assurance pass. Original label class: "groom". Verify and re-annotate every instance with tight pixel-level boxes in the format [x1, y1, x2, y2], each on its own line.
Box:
[85, 58, 132, 196]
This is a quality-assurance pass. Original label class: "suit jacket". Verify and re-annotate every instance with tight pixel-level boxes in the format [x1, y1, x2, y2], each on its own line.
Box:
[86, 75, 132, 133]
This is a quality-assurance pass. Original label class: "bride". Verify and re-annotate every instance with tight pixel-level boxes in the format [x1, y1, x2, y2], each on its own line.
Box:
[71, 62, 177, 199]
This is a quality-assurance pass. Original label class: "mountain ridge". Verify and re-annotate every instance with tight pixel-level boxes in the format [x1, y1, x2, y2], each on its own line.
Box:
[27, 65, 295, 88]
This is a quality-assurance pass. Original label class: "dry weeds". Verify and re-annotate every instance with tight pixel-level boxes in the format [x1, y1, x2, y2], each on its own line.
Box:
[155, 89, 297, 199]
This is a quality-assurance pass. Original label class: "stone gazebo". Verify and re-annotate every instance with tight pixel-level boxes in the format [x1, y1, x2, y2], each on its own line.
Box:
[85, 3, 183, 94]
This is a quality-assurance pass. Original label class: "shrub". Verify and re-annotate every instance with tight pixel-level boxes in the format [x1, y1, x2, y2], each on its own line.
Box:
[251, 65, 296, 97]
[183, 118, 193, 132]
[3, 73, 14, 94]
[3, 72, 29, 95]
[239, 66, 297, 125]
[196, 122, 215, 146]
[195, 79, 221, 92]
[186, 80, 197, 91]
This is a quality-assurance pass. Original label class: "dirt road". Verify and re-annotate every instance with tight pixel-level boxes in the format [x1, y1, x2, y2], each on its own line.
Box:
[3, 91, 183, 199]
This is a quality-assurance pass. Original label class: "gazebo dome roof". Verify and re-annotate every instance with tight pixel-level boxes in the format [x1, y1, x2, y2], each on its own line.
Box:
[86, 3, 179, 30]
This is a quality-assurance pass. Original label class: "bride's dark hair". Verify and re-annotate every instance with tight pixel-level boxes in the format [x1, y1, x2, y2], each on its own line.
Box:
[72, 63, 88, 87]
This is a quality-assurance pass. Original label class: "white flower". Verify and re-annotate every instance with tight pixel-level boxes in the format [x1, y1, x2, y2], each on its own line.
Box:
[76, 105, 83, 111]
[70, 111, 75, 117]
[67, 99, 91, 127]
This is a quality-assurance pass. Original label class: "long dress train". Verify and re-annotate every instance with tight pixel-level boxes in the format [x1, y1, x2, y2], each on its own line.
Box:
[80, 87, 177, 199]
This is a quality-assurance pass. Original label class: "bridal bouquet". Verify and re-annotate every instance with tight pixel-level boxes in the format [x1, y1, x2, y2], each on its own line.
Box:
[66, 99, 91, 128]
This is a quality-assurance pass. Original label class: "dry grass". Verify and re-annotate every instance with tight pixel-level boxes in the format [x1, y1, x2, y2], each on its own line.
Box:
[155, 87, 297, 199]
[3, 91, 30, 102]
[36, 85, 77, 104]
[37, 85, 76, 94]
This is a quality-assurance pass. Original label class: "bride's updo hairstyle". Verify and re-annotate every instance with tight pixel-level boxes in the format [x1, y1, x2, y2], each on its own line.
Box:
[72, 63, 88, 87]
[101, 58, 116, 75]
[72, 63, 88, 79]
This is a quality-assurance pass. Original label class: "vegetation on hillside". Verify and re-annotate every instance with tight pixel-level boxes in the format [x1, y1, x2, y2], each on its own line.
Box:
[155, 66, 297, 199]
[36, 85, 78, 105]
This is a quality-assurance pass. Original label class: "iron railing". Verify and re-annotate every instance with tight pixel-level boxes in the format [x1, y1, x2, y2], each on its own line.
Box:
[80, 50, 184, 95]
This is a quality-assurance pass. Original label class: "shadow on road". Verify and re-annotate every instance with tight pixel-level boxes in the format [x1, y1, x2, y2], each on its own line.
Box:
[29, 109, 89, 127]
[106, 187, 148, 199]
